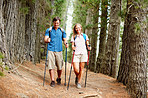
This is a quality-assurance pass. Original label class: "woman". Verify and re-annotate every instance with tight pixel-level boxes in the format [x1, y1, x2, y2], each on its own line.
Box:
[71, 23, 91, 88]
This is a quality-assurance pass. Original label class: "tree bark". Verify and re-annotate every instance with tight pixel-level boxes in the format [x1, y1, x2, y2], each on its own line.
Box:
[96, 0, 108, 73]
[85, 8, 93, 39]
[25, 1, 39, 64]
[0, 0, 9, 64]
[89, 8, 99, 72]
[104, 0, 121, 78]
[117, 0, 147, 97]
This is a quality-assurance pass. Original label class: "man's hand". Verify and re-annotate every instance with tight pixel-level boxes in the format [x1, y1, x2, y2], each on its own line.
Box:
[65, 42, 69, 48]
[44, 36, 50, 43]
[47, 38, 51, 42]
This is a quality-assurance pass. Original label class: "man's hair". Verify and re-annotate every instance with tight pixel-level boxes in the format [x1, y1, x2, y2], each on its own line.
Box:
[52, 16, 61, 22]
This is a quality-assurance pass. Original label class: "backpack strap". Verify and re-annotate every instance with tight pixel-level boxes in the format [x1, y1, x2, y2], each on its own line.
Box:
[59, 27, 64, 33]
[83, 33, 87, 49]
[82, 33, 87, 42]
[48, 27, 52, 38]
[74, 35, 77, 40]
[49, 27, 64, 38]
[74, 33, 86, 42]
[74, 33, 87, 48]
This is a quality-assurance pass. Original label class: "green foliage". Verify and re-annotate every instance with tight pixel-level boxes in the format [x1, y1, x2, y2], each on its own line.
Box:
[0, 52, 4, 76]
[0, 52, 4, 59]
[40, 48, 44, 53]
[4, 66, 9, 71]
[32, 0, 36, 4]
[19, 7, 29, 15]
[120, 9, 126, 21]
[134, 23, 141, 35]
[54, 0, 67, 25]
[119, 0, 127, 22]
[72, 0, 88, 31]
[85, 24, 94, 29]
[67, 33, 73, 62]
[0, 71, 4, 76]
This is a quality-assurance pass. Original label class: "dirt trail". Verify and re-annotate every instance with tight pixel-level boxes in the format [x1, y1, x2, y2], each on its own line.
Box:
[0, 61, 130, 98]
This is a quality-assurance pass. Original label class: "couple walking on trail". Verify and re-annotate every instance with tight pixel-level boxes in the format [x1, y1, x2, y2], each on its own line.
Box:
[44, 16, 91, 89]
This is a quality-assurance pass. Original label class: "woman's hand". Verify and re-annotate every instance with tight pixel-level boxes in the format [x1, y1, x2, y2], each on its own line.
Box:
[87, 45, 91, 51]
[72, 45, 76, 51]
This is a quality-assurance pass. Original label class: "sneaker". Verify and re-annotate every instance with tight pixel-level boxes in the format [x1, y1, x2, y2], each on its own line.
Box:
[77, 83, 81, 89]
[75, 77, 78, 85]
[56, 78, 61, 85]
[50, 81, 55, 87]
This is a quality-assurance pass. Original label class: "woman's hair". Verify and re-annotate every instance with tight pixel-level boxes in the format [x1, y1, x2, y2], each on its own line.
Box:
[73, 23, 82, 38]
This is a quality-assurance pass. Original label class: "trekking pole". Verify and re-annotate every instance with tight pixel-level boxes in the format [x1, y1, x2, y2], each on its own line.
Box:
[85, 45, 91, 87]
[67, 50, 75, 90]
[64, 47, 67, 86]
[43, 35, 50, 86]
[43, 49, 48, 86]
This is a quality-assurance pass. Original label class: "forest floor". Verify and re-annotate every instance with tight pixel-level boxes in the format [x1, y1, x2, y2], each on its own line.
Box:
[0, 61, 134, 98]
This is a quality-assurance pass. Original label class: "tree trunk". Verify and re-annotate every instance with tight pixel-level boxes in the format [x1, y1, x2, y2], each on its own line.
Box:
[3, 0, 22, 63]
[96, 0, 108, 73]
[25, 1, 39, 64]
[117, 0, 147, 97]
[85, 8, 93, 39]
[126, 0, 147, 97]
[1, 0, 44, 66]
[89, 8, 99, 72]
[0, 0, 9, 65]
[104, 0, 121, 78]
[117, 14, 129, 85]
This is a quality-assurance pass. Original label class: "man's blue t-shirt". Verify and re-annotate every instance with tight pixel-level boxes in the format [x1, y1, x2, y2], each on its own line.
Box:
[45, 27, 66, 52]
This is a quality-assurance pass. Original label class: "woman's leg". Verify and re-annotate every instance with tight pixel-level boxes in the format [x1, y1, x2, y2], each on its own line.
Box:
[78, 62, 85, 83]
[73, 62, 79, 77]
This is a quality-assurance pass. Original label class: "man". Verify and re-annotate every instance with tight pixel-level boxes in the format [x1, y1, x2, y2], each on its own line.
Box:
[44, 17, 68, 87]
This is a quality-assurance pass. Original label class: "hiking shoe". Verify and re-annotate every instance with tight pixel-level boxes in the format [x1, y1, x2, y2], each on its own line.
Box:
[56, 78, 61, 85]
[77, 83, 81, 89]
[75, 77, 78, 85]
[50, 81, 55, 87]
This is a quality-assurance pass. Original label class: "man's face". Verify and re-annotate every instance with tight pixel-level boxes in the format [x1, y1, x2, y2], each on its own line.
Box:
[53, 20, 60, 28]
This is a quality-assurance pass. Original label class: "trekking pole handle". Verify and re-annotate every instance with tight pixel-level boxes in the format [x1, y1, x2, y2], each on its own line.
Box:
[87, 44, 91, 51]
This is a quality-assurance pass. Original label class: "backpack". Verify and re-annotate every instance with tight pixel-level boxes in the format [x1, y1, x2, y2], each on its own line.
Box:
[48, 27, 64, 38]
[74, 33, 87, 42]
[74, 33, 87, 48]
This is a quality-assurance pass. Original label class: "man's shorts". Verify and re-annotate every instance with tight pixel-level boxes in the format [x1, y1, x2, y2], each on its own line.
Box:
[47, 51, 63, 70]
[73, 54, 88, 62]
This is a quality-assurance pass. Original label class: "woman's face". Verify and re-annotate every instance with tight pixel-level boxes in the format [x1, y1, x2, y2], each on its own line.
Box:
[75, 25, 81, 34]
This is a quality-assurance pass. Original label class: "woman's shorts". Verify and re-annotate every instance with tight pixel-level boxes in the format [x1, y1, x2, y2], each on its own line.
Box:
[47, 51, 63, 70]
[73, 54, 88, 62]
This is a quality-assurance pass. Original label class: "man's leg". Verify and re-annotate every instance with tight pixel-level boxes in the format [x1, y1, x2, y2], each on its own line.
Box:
[49, 69, 55, 81]
[56, 70, 62, 85]
[57, 70, 62, 78]
[55, 51, 63, 85]
[49, 69, 55, 87]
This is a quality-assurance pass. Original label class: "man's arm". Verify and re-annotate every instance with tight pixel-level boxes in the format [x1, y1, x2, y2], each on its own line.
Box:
[44, 36, 50, 43]
[63, 38, 68, 48]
